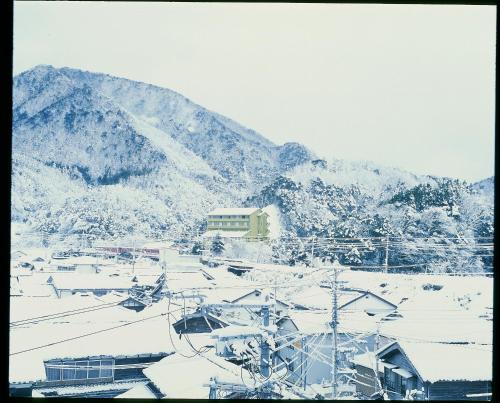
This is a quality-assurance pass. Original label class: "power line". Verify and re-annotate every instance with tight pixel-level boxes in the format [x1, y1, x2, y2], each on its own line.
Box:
[10, 309, 182, 356]
[10, 301, 123, 327]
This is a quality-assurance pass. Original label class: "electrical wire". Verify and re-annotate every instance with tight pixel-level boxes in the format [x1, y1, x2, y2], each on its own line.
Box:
[10, 310, 180, 356]
[9, 300, 123, 326]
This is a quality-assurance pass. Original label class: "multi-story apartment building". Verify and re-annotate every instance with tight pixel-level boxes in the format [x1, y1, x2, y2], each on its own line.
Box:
[204, 208, 269, 240]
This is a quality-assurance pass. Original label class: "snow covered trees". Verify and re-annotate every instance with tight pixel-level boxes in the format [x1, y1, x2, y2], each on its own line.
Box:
[211, 234, 225, 256]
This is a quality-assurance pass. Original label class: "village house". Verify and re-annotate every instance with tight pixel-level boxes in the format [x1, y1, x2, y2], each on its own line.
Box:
[172, 309, 230, 334]
[9, 300, 177, 398]
[202, 207, 270, 242]
[273, 309, 396, 390]
[142, 348, 257, 399]
[46, 273, 133, 298]
[376, 341, 492, 400]
[290, 285, 397, 314]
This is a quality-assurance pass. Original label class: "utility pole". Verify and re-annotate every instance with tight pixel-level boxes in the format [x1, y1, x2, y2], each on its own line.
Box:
[204, 299, 275, 399]
[132, 240, 136, 274]
[311, 236, 315, 267]
[330, 263, 339, 399]
[374, 320, 383, 395]
[260, 300, 272, 399]
[384, 236, 389, 274]
[209, 380, 217, 399]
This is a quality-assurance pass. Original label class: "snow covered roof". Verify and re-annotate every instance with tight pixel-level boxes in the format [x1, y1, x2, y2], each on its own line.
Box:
[9, 315, 176, 383]
[350, 351, 384, 373]
[15, 273, 54, 297]
[201, 230, 249, 238]
[230, 289, 289, 307]
[10, 277, 23, 297]
[288, 310, 332, 334]
[9, 293, 126, 324]
[114, 383, 158, 399]
[58, 256, 114, 266]
[143, 350, 253, 398]
[48, 273, 133, 290]
[36, 380, 148, 397]
[165, 271, 213, 293]
[208, 208, 259, 216]
[377, 341, 492, 383]
[289, 286, 368, 311]
[211, 325, 265, 339]
[338, 290, 397, 310]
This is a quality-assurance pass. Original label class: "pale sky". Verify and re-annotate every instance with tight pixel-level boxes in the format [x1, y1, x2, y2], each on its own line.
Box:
[13, 2, 496, 182]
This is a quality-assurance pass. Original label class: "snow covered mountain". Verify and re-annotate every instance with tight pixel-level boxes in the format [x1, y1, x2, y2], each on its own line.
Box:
[12, 65, 313, 240]
[246, 159, 494, 273]
[49, 66, 314, 186]
[12, 65, 494, 269]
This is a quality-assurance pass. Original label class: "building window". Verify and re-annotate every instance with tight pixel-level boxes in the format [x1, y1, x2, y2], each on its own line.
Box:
[75, 361, 88, 380]
[45, 359, 115, 382]
[100, 360, 113, 377]
[218, 222, 223, 227]
[62, 361, 76, 380]
[88, 360, 101, 379]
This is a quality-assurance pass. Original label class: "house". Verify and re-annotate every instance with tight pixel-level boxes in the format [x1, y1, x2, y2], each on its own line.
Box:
[273, 309, 395, 389]
[142, 350, 255, 399]
[19, 261, 35, 270]
[290, 286, 397, 314]
[47, 274, 133, 298]
[376, 341, 492, 400]
[9, 307, 177, 397]
[210, 325, 265, 362]
[221, 289, 290, 326]
[350, 351, 385, 398]
[114, 381, 164, 398]
[172, 310, 230, 334]
[203, 207, 270, 241]
[119, 295, 149, 312]
[338, 289, 397, 316]
[11, 250, 28, 261]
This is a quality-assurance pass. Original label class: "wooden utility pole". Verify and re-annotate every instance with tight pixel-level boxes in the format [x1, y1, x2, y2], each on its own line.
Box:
[331, 263, 339, 399]
[384, 237, 389, 274]
[374, 320, 383, 395]
[311, 236, 315, 266]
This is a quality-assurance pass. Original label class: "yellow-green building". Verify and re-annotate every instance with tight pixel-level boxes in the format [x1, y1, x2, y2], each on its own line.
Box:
[203, 208, 270, 241]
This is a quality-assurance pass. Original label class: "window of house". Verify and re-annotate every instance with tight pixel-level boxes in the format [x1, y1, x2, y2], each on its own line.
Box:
[88, 360, 101, 379]
[45, 359, 115, 382]
[46, 362, 62, 381]
[75, 361, 88, 380]
[218, 222, 223, 227]
[62, 361, 76, 380]
[100, 360, 113, 377]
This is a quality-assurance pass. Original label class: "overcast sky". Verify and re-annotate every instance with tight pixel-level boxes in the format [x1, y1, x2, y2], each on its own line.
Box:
[13, 2, 496, 182]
